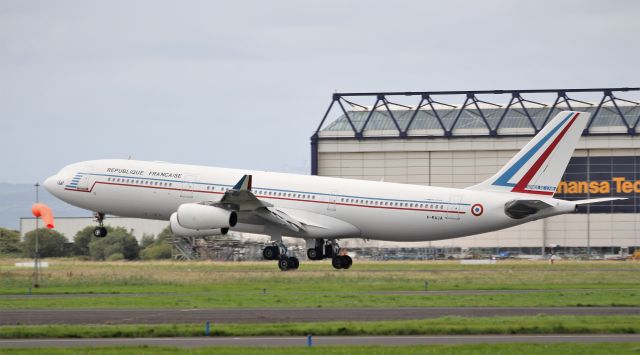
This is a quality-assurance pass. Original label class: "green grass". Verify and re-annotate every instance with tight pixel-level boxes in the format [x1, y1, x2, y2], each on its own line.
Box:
[1, 259, 639, 309]
[2, 344, 640, 355]
[2, 315, 640, 338]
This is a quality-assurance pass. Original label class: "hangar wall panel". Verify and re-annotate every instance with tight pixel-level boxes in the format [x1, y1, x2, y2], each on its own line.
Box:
[317, 135, 640, 249]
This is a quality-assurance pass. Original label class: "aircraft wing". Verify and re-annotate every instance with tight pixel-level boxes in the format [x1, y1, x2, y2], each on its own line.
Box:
[210, 175, 360, 238]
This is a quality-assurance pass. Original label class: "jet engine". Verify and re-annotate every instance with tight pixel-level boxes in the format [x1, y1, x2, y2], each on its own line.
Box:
[175, 203, 237, 230]
[170, 213, 227, 237]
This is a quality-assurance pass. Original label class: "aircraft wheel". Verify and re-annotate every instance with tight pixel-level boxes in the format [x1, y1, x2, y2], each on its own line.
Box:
[343, 255, 353, 269]
[288, 257, 299, 269]
[278, 258, 290, 271]
[263, 246, 279, 260]
[307, 248, 320, 260]
[332, 256, 344, 269]
[93, 227, 107, 238]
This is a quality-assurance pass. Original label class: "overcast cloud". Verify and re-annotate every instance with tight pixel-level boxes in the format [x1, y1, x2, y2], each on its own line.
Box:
[1, 0, 638, 183]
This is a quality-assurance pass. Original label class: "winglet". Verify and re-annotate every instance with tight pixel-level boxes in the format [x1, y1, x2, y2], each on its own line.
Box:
[232, 175, 252, 190]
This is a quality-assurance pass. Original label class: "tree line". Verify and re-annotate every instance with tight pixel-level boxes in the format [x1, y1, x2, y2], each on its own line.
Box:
[0, 226, 173, 260]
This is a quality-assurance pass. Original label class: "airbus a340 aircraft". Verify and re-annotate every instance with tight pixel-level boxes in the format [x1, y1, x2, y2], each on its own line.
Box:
[44, 111, 621, 270]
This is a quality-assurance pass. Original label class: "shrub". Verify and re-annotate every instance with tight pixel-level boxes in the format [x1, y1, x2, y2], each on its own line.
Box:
[22, 229, 69, 257]
[0, 228, 21, 255]
[89, 227, 139, 260]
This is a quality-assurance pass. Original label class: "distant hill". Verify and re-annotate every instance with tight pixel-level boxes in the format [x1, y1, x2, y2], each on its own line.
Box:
[0, 183, 88, 230]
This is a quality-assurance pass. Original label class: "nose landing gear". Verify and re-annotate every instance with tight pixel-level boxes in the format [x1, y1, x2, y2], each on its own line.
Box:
[92, 212, 107, 238]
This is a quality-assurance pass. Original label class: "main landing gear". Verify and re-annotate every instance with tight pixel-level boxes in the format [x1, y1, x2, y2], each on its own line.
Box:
[262, 240, 299, 271]
[262, 236, 352, 271]
[92, 212, 108, 238]
[307, 239, 352, 270]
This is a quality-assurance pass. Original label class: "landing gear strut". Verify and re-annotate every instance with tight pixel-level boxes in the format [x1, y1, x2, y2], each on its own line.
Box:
[263, 236, 299, 271]
[92, 212, 107, 238]
[306, 239, 353, 270]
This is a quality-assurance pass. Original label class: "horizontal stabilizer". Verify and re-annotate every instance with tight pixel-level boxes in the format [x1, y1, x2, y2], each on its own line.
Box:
[574, 197, 627, 205]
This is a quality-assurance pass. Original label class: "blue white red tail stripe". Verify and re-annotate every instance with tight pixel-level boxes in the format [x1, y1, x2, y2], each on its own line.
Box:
[511, 112, 580, 195]
[492, 112, 574, 188]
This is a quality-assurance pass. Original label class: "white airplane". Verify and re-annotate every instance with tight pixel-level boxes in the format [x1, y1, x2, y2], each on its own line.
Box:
[44, 111, 621, 270]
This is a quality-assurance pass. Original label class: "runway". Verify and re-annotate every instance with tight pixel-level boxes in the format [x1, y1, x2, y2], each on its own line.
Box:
[2, 307, 638, 325]
[1, 335, 640, 348]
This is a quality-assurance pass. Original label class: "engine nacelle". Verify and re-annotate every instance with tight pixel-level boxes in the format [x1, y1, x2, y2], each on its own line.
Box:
[176, 203, 237, 230]
[176, 203, 238, 230]
[170, 213, 227, 237]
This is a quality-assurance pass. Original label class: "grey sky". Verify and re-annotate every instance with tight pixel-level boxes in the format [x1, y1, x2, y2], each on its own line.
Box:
[1, 0, 638, 183]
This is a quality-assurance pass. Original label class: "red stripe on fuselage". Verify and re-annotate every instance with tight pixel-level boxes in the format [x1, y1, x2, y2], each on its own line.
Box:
[511, 113, 579, 195]
[64, 181, 466, 214]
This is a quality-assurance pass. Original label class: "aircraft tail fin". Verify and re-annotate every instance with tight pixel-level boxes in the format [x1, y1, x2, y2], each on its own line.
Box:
[467, 111, 589, 196]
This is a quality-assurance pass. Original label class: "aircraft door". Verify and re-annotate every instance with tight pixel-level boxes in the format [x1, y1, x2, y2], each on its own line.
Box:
[446, 195, 462, 220]
[180, 174, 196, 198]
[75, 166, 95, 192]
[327, 190, 338, 211]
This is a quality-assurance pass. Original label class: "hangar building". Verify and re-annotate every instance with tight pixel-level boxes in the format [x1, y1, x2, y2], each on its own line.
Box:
[311, 88, 640, 257]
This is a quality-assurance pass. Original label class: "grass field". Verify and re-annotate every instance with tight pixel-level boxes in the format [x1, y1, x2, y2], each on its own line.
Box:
[1, 259, 639, 308]
[2, 315, 640, 338]
[2, 343, 640, 355]
[0, 259, 639, 309]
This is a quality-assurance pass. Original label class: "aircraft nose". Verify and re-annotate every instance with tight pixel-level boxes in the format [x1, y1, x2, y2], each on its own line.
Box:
[43, 174, 58, 194]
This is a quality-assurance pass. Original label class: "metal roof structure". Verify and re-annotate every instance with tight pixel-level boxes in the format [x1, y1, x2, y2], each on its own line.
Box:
[311, 87, 640, 174]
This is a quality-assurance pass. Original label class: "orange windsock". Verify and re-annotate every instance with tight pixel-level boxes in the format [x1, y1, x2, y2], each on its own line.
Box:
[31, 203, 55, 229]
